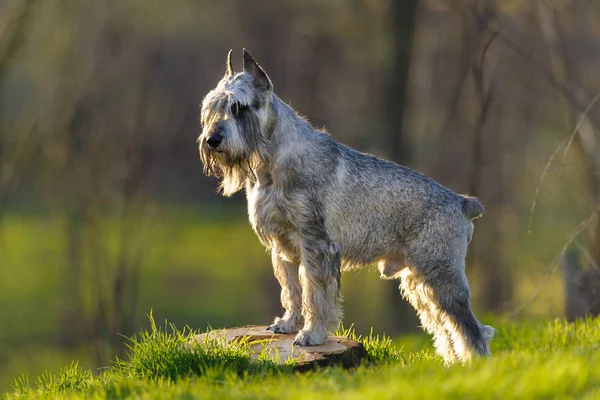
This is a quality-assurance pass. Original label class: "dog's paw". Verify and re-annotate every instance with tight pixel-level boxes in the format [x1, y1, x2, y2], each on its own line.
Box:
[266, 316, 301, 334]
[483, 325, 495, 342]
[293, 329, 328, 346]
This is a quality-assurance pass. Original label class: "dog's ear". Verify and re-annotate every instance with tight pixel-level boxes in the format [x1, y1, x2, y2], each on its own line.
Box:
[242, 48, 272, 91]
[225, 49, 233, 77]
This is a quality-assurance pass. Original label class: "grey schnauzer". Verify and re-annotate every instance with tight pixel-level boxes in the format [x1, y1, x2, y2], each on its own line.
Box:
[198, 49, 494, 363]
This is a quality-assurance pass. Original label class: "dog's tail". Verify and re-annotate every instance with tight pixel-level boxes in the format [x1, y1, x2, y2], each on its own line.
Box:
[461, 196, 484, 219]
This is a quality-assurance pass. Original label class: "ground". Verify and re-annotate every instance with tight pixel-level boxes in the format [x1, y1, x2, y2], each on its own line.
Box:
[5, 316, 600, 399]
[0, 208, 569, 393]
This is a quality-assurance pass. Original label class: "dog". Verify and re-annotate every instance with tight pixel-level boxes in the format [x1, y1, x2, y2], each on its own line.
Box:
[198, 49, 494, 363]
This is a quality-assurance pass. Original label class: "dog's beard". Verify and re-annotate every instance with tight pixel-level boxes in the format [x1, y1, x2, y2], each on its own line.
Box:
[200, 140, 267, 197]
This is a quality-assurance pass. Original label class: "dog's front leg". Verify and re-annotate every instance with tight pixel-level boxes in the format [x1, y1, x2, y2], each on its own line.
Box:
[294, 240, 342, 346]
[268, 250, 303, 333]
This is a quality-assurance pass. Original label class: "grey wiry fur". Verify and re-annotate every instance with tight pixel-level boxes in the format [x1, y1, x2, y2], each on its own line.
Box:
[198, 49, 494, 362]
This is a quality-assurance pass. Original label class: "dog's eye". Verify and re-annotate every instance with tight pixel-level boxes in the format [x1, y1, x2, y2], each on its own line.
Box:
[230, 102, 248, 116]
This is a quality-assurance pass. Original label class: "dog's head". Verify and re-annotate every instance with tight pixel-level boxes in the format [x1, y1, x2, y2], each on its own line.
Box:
[199, 49, 273, 196]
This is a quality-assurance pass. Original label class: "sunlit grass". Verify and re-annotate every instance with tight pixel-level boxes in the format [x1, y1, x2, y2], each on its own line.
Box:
[6, 316, 600, 399]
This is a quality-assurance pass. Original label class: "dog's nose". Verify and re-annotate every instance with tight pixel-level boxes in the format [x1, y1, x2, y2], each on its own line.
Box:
[206, 134, 223, 148]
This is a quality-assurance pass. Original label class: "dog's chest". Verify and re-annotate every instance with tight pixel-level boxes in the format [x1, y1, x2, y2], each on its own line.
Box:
[246, 183, 299, 255]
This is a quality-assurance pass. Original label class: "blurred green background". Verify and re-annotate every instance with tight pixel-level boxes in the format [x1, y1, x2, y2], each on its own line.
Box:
[2, 0, 600, 392]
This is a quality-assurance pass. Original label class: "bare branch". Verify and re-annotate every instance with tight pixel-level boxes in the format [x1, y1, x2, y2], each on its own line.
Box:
[528, 91, 600, 234]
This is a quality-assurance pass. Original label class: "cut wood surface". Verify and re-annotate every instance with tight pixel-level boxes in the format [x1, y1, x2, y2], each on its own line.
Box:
[190, 325, 367, 371]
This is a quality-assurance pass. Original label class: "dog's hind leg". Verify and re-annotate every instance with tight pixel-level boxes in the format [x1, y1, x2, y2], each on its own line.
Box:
[380, 260, 457, 362]
[294, 240, 343, 346]
[420, 266, 493, 362]
[398, 268, 458, 363]
[268, 250, 303, 334]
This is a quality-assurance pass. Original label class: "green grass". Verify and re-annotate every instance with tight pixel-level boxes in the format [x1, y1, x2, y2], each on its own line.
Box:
[6, 315, 600, 399]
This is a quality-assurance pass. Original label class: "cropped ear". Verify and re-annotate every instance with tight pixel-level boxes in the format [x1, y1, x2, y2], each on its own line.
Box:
[242, 48, 272, 91]
[225, 49, 233, 77]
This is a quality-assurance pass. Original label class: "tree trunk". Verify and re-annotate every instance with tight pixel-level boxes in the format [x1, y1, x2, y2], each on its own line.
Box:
[383, 0, 420, 334]
[385, 0, 419, 162]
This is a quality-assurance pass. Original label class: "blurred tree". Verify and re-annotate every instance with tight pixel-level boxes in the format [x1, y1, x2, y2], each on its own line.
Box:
[536, 0, 600, 319]
[466, 1, 513, 313]
[383, 0, 420, 333]
[45, 3, 161, 363]
[384, 0, 418, 162]
[0, 0, 35, 85]
[0, 0, 37, 219]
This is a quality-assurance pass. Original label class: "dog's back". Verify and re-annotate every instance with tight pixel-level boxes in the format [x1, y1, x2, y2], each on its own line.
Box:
[283, 132, 474, 264]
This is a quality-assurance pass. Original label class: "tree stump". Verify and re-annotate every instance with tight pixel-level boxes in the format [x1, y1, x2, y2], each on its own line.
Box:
[190, 325, 368, 372]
